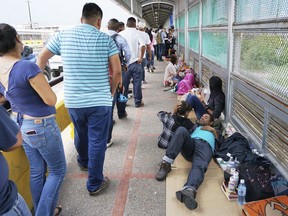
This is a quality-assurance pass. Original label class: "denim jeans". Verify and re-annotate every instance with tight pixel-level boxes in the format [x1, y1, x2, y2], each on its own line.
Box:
[124, 62, 143, 106]
[157, 44, 163, 60]
[68, 106, 111, 192]
[2, 193, 31, 216]
[19, 117, 66, 216]
[146, 51, 155, 68]
[163, 127, 213, 190]
[141, 58, 147, 82]
[186, 94, 207, 119]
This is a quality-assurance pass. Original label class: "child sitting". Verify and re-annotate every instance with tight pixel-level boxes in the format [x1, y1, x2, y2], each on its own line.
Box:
[157, 101, 194, 149]
[163, 54, 179, 87]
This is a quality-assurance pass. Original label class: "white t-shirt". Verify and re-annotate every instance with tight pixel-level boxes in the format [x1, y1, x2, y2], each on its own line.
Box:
[120, 27, 146, 65]
[163, 62, 177, 86]
[139, 30, 151, 58]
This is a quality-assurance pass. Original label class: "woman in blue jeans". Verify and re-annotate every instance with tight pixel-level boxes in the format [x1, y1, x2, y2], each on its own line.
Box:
[0, 23, 66, 216]
[186, 75, 225, 120]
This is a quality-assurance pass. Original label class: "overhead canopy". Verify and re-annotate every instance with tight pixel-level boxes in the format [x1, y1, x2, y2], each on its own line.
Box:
[111, 0, 175, 28]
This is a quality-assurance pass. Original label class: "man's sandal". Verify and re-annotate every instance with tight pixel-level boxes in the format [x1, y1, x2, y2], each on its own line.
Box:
[54, 205, 62, 216]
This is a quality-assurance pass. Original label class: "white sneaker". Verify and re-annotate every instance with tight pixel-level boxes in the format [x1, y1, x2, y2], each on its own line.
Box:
[107, 140, 113, 148]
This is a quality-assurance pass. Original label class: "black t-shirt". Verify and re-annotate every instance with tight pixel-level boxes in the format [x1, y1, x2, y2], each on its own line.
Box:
[0, 106, 18, 214]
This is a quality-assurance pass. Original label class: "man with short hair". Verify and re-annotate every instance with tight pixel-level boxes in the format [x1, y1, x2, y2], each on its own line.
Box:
[118, 21, 125, 33]
[37, 3, 121, 195]
[119, 17, 146, 108]
[137, 22, 151, 84]
[156, 113, 218, 210]
[106, 18, 131, 147]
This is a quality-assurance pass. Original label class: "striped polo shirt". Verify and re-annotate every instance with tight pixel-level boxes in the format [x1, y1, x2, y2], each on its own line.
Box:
[46, 24, 118, 108]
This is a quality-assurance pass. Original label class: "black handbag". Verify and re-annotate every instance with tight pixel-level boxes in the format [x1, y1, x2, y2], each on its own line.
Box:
[239, 163, 275, 202]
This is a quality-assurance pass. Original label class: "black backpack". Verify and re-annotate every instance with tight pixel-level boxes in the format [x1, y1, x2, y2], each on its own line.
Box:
[111, 34, 125, 66]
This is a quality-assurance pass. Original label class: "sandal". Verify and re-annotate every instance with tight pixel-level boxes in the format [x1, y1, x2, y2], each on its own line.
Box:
[54, 205, 62, 216]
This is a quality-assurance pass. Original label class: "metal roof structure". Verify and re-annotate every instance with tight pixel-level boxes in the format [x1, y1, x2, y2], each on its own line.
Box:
[112, 0, 175, 28]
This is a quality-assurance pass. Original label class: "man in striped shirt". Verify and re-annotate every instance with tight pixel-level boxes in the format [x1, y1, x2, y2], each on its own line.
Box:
[37, 3, 121, 195]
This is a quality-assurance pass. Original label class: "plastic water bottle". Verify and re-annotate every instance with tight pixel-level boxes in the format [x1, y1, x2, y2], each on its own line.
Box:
[228, 175, 236, 193]
[238, 179, 246, 205]
[227, 157, 235, 174]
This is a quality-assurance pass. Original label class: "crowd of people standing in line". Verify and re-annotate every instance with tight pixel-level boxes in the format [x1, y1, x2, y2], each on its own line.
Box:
[0, 1, 225, 215]
[0, 2, 178, 215]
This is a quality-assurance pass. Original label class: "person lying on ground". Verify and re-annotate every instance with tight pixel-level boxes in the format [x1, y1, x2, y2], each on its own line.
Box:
[156, 113, 218, 210]
[157, 100, 194, 149]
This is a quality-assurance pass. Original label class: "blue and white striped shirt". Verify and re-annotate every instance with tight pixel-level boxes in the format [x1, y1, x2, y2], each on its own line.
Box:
[46, 24, 118, 108]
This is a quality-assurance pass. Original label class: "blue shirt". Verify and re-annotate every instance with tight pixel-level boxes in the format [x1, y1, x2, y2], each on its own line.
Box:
[0, 106, 18, 214]
[107, 30, 131, 67]
[0, 60, 56, 117]
[46, 24, 119, 108]
[191, 126, 215, 151]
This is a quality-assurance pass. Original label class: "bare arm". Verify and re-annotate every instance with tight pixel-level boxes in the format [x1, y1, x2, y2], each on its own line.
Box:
[137, 45, 146, 64]
[29, 73, 57, 106]
[201, 125, 219, 139]
[6, 131, 22, 151]
[36, 47, 55, 71]
[109, 54, 121, 96]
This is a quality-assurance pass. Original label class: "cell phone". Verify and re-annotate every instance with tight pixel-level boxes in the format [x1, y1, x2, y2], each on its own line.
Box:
[26, 130, 37, 135]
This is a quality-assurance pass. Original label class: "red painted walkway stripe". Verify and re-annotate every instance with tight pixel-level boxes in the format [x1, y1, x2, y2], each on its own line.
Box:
[66, 172, 156, 179]
[112, 108, 143, 216]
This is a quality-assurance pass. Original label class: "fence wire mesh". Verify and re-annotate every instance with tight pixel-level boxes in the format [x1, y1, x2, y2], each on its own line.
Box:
[202, 31, 228, 68]
[202, 0, 229, 26]
[188, 4, 199, 28]
[233, 32, 288, 104]
[236, 0, 288, 23]
[189, 31, 199, 53]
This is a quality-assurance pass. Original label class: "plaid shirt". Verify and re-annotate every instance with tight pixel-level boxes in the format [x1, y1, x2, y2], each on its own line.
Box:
[157, 111, 177, 149]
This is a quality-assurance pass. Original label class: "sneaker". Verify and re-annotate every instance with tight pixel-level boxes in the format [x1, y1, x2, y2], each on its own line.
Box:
[176, 188, 198, 210]
[107, 140, 113, 148]
[147, 68, 150, 73]
[155, 161, 171, 181]
[89, 177, 110, 196]
[77, 162, 88, 171]
[150, 68, 154, 73]
[152, 66, 156, 70]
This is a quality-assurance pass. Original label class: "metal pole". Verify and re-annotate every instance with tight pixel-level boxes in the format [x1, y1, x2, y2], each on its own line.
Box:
[27, 0, 33, 29]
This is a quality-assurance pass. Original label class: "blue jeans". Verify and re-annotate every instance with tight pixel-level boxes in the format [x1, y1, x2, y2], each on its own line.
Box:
[141, 58, 147, 82]
[157, 43, 165, 60]
[68, 106, 111, 192]
[164, 127, 213, 190]
[146, 51, 155, 68]
[124, 62, 143, 106]
[19, 117, 66, 216]
[3, 193, 31, 216]
[186, 94, 207, 119]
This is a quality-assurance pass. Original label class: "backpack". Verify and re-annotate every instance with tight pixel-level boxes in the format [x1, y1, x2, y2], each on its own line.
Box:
[156, 31, 162, 44]
[111, 34, 125, 66]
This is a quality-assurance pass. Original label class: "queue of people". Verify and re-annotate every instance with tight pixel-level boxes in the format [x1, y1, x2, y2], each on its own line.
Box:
[0, 1, 226, 215]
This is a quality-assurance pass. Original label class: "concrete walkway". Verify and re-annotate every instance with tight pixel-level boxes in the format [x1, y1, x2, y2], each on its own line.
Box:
[58, 60, 242, 216]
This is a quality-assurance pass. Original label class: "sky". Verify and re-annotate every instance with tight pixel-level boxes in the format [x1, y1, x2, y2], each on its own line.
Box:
[0, 0, 135, 31]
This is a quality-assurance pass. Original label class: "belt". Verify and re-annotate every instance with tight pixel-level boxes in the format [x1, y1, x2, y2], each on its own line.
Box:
[12, 112, 55, 120]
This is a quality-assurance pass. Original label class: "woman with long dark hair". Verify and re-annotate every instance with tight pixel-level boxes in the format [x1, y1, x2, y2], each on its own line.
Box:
[0, 23, 66, 216]
[186, 75, 225, 120]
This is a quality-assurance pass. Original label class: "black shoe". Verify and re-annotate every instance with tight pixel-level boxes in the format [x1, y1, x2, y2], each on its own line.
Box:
[89, 177, 110, 196]
[156, 161, 171, 181]
[152, 66, 156, 70]
[176, 188, 198, 210]
[135, 102, 144, 108]
[78, 162, 88, 171]
[118, 112, 127, 119]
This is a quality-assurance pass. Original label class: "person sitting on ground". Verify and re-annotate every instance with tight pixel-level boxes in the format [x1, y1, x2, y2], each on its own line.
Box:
[163, 54, 179, 87]
[186, 75, 225, 122]
[176, 71, 196, 96]
[157, 100, 194, 149]
[156, 113, 218, 210]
